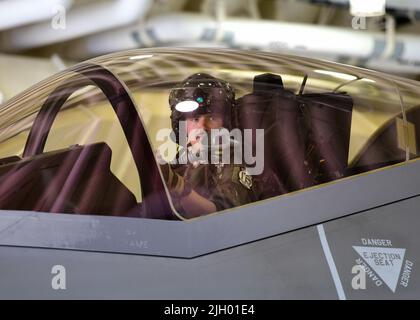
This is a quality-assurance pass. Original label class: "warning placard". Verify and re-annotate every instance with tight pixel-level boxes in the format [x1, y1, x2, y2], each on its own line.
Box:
[353, 246, 406, 293]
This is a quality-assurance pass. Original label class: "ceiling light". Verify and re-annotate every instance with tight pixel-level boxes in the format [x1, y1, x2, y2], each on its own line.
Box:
[314, 70, 358, 81]
[350, 0, 386, 17]
[129, 54, 154, 60]
[362, 78, 376, 83]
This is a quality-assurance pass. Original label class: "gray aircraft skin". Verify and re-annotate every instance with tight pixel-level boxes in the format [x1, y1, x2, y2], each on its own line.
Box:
[0, 48, 419, 299]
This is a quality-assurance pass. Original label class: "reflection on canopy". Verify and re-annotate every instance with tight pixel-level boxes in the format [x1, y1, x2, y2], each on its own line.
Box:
[0, 48, 419, 220]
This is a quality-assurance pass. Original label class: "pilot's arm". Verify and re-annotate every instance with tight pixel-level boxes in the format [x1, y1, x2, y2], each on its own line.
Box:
[160, 162, 217, 218]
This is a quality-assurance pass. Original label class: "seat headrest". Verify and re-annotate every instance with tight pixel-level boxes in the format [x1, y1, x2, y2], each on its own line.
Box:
[253, 73, 284, 95]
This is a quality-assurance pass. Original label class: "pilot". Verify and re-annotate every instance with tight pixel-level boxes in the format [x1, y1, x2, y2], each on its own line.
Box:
[158, 73, 283, 219]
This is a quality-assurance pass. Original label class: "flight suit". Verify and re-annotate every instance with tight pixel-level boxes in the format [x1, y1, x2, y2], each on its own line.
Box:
[171, 160, 283, 216]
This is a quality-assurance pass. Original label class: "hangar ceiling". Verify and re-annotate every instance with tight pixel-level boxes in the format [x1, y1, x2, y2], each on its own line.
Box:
[2, 0, 420, 101]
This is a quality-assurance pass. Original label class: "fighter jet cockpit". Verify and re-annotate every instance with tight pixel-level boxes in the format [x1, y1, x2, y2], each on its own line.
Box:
[0, 48, 419, 221]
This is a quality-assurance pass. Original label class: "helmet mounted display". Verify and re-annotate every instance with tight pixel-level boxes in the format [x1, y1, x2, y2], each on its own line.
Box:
[169, 73, 235, 141]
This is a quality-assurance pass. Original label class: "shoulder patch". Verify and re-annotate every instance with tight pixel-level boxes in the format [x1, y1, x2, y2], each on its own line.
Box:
[238, 168, 253, 189]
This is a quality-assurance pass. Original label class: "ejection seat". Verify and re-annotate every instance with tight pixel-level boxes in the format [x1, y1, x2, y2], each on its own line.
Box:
[0, 143, 138, 216]
[236, 73, 353, 197]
